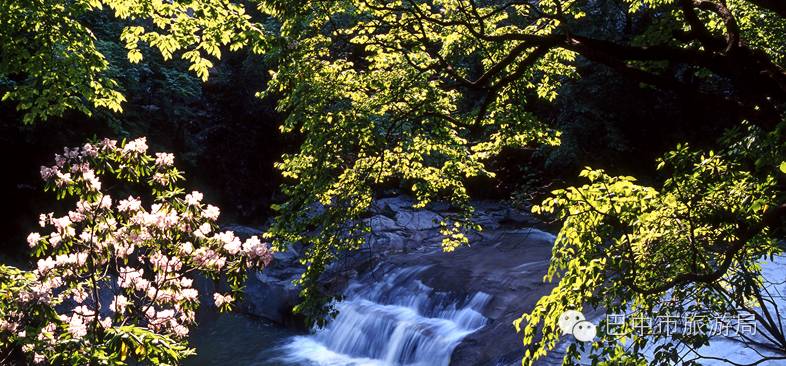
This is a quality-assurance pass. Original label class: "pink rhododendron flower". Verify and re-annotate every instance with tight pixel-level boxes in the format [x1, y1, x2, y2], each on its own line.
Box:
[181, 288, 199, 301]
[99, 195, 112, 209]
[81, 143, 98, 158]
[38, 213, 52, 227]
[100, 138, 117, 149]
[40, 166, 56, 180]
[123, 137, 148, 154]
[48, 232, 62, 247]
[55, 172, 72, 187]
[36, 257, 56, 274]
[152, 173, 170, 185]
[118, 267, 145, 289]
[0, 319, 18, 332]
[195, 222, 212, 238]
[110, 295, 129, 314]
[185, 191, 204, 206]
[27, 232, 41, 248]
[216, 231, 242, 255]
[223, 240, 241, 255]
[173, 324, 189, 337]
[145, 307, 156, 320]
[82, 169, 102, 191]
[179, 241, 194, 255]
[213, 293, 233, 307]
[68, 210, 85, 222]
[203, 204, 220, 220]
[11, 138, 276, 364]
[114, 243, 135, 258]
[117, 195, 142, 212]
[242, 236, 273, 266]
[72, 288, 88, 303]
[155, 152, 175, 167]
[52, 216, 71, 233]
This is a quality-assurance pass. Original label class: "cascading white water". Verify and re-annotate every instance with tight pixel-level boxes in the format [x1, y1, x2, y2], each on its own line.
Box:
[279, 266, 490, 366]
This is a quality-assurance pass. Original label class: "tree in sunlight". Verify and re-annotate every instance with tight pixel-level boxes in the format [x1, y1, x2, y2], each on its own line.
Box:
[257, 0, 786, 363]
[0, 0, 265, 123]
[3, 0, 786, 363]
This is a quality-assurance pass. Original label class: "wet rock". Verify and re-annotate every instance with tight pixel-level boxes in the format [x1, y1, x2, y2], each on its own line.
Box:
[365, 231, 407, 252]
[372, 196, 414, 214]
[473, 213, 502, 231]
[395, 210, 442, 230]
[374, 227, 558, 366]
[243, 270, 305, 329]
[365, 215, 400, 232]
[236, 194, 554, 358]
[501, 207, 540, 226]
[229, 223, 307, 328]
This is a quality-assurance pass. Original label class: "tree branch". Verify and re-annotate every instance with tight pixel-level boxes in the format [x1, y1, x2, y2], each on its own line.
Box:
[626, 203, 786, 295]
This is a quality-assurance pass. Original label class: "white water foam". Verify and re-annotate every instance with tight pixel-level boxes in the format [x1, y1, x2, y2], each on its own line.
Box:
[278, 266, 491, 366]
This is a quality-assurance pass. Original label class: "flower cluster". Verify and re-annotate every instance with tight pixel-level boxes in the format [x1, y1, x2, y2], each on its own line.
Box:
[0, 137, 273, 365]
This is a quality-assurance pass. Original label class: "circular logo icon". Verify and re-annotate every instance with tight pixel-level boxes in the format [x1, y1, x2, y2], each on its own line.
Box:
[558, 310, 596, 342]
[572, 320, 597, 342]
[558, 310, 586, 335]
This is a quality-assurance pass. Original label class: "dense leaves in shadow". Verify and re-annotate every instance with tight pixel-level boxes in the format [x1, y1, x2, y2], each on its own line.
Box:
[0, 12, 288, 259]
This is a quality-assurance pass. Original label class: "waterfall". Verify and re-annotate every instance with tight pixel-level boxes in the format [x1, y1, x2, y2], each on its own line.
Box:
[279, 266, 491, 366]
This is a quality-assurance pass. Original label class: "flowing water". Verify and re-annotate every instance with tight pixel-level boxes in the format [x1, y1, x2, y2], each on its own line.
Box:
[187, 265, 491, 366]
[280, 266, 491, 366]
[185, 312, 301, 366]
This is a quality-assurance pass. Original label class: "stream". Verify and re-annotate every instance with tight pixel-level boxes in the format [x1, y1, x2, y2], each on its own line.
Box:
[186, 266, 491, 366]
[184, 312, 300, 366]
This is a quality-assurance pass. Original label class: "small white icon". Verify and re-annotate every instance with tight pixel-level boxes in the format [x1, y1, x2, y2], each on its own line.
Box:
[572, 320, 597, 342]
[558, 310, 596, 342]
[558, 310, 585, 335]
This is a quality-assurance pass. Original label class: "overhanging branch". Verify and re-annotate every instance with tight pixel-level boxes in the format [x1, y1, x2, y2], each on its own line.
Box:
[626, 203, 786, 296]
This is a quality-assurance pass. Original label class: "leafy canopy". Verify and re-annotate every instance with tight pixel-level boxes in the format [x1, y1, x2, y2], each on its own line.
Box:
[3, 0, 786, 363]
[256, 0, 786, 363]
[0, 0, 264, 123]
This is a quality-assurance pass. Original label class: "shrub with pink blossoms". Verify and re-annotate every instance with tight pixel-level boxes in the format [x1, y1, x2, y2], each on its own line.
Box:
[0, 137, 273, 365]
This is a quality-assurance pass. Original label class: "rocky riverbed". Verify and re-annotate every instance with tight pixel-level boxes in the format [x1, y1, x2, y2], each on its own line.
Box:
[236, 196, 567, 365]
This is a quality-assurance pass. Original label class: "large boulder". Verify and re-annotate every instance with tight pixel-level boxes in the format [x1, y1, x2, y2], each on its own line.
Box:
[226, 225, 307, 328]
[395, 210, 443, 231]
[243, 269, 305, 329]
[372, 196, 414, 214]
[365, 231, 407, 252]
[365, 215, 401, 232]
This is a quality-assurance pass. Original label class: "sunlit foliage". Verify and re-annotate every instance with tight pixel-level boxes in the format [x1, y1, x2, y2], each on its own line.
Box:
[256, 0, 786, 363]
[518, 141, 782, 364]
[0, 0, 264, 123]
[2, 0, 786, 363]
